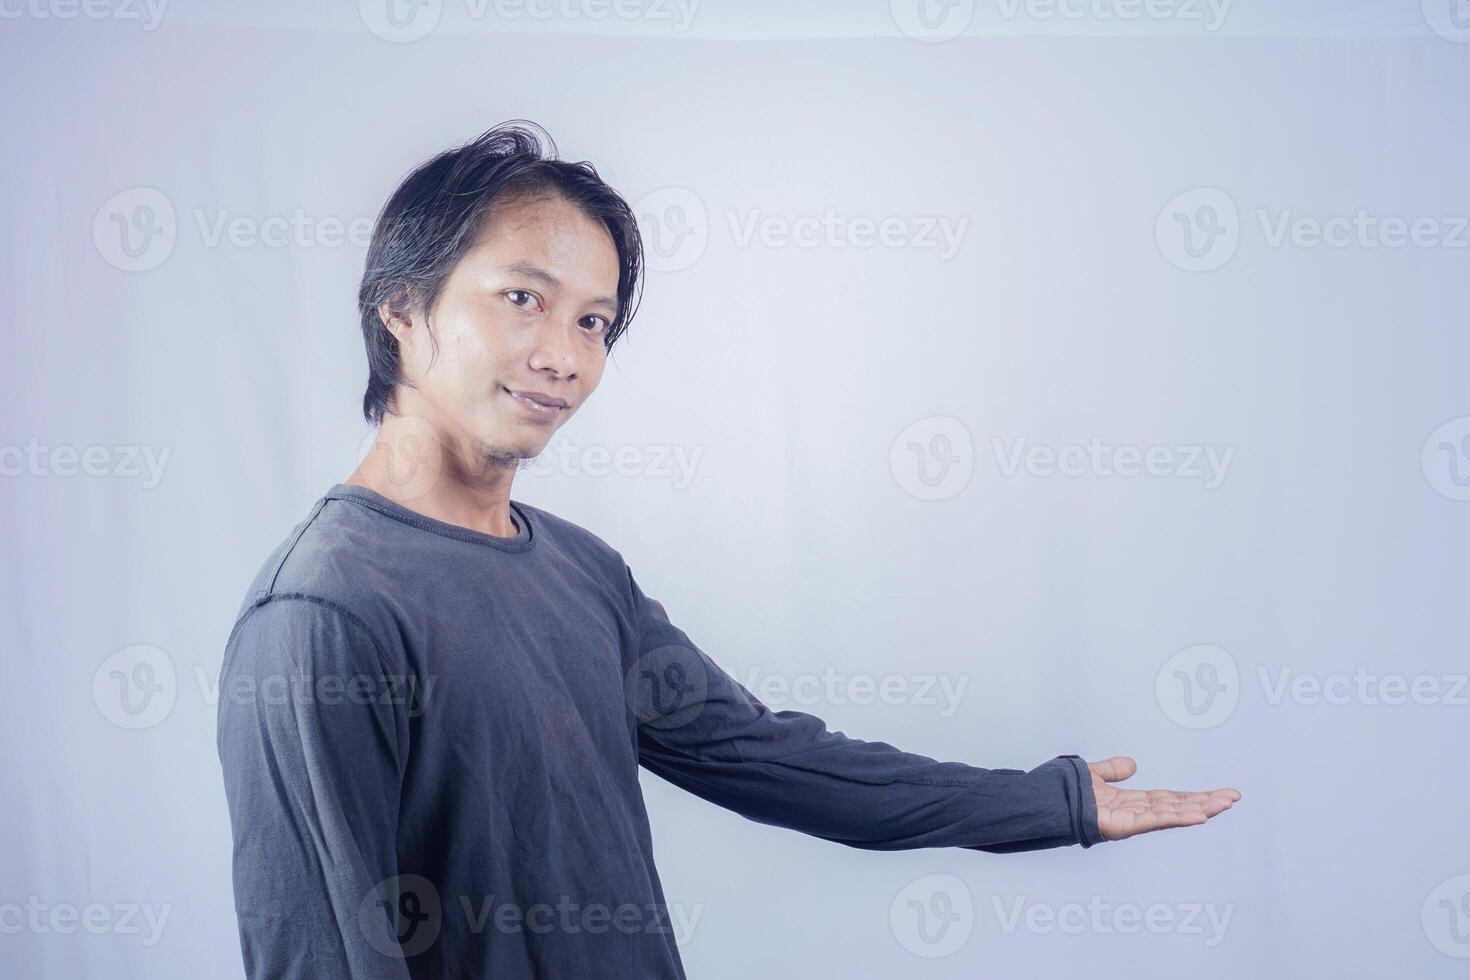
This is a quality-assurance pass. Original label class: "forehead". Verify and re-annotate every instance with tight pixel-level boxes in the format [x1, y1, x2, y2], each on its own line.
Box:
[465, 192, 620, 289]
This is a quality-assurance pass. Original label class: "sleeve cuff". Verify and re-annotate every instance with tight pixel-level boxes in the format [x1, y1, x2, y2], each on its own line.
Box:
[1058, 753, 1106, 848]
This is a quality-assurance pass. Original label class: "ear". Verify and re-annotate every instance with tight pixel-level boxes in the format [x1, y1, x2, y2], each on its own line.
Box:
[378, 300, 401, 332]
[378, 291, 414, 347]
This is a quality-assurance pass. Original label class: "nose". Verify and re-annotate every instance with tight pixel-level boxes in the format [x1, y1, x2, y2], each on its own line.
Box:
[526, 317, 582, 379]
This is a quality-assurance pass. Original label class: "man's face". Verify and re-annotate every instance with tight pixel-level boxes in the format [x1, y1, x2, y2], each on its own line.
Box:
[384, 192, 619, 467]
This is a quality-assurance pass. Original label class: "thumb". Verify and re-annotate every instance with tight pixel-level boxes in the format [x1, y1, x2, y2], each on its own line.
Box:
[1087, 756, 1138, 783]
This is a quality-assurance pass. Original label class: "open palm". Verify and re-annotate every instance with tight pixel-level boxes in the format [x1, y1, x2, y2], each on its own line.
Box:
[1088, 756, 1241, 841]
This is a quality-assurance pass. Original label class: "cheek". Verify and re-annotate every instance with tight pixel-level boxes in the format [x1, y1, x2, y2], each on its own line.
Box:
[433, 310, 509, 383]
[579, 347, 608, 389]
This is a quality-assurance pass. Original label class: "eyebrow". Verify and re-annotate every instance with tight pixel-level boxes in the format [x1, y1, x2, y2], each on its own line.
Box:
[500, 262, 618, 314]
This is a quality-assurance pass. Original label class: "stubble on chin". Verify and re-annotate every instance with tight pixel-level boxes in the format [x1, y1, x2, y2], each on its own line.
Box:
[476, 444, 542, 473]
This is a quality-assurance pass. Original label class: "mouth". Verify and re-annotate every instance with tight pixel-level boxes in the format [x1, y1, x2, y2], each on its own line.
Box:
[500, 385, 567, 422]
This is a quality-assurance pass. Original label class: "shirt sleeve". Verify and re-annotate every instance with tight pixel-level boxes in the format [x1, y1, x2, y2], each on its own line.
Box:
[625, 568, 1105, 853]
[216, 594, 416, 979]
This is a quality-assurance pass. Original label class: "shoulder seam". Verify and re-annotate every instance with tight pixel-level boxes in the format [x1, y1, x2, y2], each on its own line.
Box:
[224, 591, 398, 684]
[264, 496, 330, 596]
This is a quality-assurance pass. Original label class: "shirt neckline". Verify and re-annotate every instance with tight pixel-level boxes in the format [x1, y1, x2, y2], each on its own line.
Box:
[324, 483, 536, 553]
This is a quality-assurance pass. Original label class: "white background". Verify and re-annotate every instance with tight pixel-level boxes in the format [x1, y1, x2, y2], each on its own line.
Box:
[2, 1, 1468, 976]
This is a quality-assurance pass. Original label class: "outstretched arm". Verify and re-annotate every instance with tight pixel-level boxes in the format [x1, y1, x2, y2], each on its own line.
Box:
[623, 568, 1239, 852]
[625, 567, 1104, 853]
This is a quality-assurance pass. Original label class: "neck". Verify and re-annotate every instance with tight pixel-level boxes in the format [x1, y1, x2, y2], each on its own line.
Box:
[346, 412, 522, 538]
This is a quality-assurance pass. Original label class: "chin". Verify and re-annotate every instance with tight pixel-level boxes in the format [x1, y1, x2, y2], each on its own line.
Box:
[466, 431, 536, 467]
[517, 438, 551, 460]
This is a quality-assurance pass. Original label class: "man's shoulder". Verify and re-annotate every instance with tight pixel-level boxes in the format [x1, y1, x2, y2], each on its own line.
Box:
[226, 492, 638, 651]
[229, 492, 394, 636]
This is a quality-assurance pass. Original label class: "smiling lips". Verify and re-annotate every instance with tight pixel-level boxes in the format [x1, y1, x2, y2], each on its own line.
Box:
[502, 386, 568, 422]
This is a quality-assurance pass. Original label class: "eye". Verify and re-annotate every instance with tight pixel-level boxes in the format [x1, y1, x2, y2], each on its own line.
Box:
[504, 289, 542, 311]
[580, 316, 609, 335]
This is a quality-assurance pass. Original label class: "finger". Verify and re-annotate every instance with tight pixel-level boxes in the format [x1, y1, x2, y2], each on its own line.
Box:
[1101, 808, 1194, 840]
[1108, 799, 1197, 819]
[1145, 808, 1211, 833]
[1141, 788, 1243, 805]
[1182, 788, 1242, 804]
[1100, 792, 1240, 839]
[1199, 796, 1235, 817]
[1145, 798, 1235, 820]
[1087, 756, 1137, 783]
[1116, 807, 1210, 839]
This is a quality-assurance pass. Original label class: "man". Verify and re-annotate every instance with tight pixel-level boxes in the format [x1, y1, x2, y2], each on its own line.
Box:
[216, 120, 1240, 979]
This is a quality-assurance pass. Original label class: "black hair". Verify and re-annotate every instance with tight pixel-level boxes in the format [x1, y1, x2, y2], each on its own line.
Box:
[357, 119, 644, 425]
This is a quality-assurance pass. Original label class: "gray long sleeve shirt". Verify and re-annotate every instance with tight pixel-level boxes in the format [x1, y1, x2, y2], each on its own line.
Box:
[216, 482, 1103, 979]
